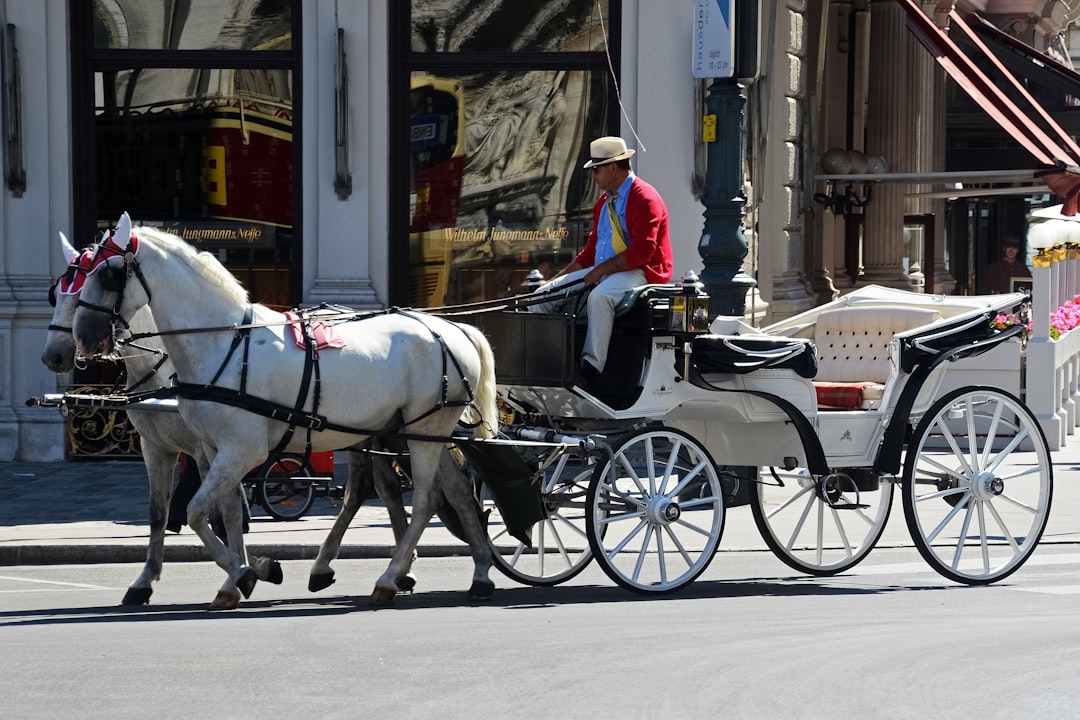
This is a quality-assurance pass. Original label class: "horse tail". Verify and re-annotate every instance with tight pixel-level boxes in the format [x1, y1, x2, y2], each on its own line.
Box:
[457, 322, 499, 439]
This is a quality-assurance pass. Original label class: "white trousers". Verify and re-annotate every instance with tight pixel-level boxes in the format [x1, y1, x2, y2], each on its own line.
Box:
[528, 267, 646, 372]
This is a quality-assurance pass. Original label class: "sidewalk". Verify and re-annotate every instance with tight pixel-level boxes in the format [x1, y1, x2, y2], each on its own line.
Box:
[0, 459, 469, 565]
[2, 446, 1079, 566]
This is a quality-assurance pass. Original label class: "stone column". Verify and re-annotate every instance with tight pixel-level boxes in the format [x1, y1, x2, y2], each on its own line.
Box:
[758, 0, 816, 321]
[924, 2, 955, 294]
[861, 0, 918, 288]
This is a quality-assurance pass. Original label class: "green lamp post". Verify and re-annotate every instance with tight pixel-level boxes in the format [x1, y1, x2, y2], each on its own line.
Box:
[698, 78, 756, 318]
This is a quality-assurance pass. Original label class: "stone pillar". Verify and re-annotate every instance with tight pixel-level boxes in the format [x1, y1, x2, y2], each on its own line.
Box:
[861, 0, 918, 288]
[923, 2, 955, 294]
[764, 0, 817, 320]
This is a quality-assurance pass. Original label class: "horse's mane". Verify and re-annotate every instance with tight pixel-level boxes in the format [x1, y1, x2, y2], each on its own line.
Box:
[132, 225, 249, 306]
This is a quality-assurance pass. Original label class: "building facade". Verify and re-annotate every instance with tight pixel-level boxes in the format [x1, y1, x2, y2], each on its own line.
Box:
[0, 0, 1074, 460]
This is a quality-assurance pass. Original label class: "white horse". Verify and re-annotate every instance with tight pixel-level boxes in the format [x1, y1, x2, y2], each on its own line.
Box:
[43, 233, 281, 609]
[71, 213, 498, 605]
[44, 234, 455, 605]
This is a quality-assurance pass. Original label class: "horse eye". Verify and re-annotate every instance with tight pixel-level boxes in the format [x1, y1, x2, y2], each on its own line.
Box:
[98, 265, 124, 292]
[48, 283, 57, 307]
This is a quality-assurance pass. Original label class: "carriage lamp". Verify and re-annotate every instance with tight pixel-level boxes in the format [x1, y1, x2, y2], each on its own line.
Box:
[671, 271, 710, 333]
[1028, 221, 1059, 267]
[521, 268, 545, 291]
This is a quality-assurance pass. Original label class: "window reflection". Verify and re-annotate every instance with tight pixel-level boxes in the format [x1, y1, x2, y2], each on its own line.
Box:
[410, 0, 609, 53]
[92, 0, 291, 51]
[95, 67, 292, 232]
[409, 69, 610, 306]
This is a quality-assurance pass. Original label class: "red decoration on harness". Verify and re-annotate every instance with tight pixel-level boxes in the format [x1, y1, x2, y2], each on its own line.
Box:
[285, 311, 346, 351]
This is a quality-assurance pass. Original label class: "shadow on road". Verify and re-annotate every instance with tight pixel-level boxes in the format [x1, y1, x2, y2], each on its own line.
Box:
[0, 574, 960, 628]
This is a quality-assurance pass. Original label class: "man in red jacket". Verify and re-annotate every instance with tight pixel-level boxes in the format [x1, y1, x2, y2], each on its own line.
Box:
[530, 136, 673, 391]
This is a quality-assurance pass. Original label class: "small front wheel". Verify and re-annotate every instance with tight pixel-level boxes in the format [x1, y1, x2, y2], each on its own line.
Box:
[256, 455, 317, 521]
[902, 387, 1052, 585]
[484, 459, 593, 587]
[751, 465, 893, 576]
[586, 427, 724, 594]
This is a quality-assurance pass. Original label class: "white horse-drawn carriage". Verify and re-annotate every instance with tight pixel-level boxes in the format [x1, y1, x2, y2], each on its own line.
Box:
[466, 277, 1051, 592]
[36, 213, 1052, 607]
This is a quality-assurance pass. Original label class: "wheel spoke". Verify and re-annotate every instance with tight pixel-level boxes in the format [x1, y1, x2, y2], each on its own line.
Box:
[925, 493, 970, 544]
[984, 500, 1022, 552]
[786, 491, 816, 552]
[631, 525, 654, 583]
[979, 398, 1006, 469]
[765, 482, 815, 520]
[662, 524, 697, 567]
[826, 504, 854, 558]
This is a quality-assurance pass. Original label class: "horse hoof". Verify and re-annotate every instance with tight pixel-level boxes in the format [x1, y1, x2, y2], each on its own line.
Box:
[210, 590, 241, 610]
[396, 573, 417, 593]
[467, 579, 495, 602]
[369, 585, 397, 607]
[121, 586, 153, 606]
[236, 566, 258, 599]
[308, 571, 336, 593]
[253, 556, 284, 585]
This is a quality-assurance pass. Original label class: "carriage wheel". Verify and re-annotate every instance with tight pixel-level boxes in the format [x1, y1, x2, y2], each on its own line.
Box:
[750, 465, 893, 575]
[256, 455, 317, 521]
[902, 387, 1052, 585]
[483, 460, 593, 587]
[586, 427, 725, 594]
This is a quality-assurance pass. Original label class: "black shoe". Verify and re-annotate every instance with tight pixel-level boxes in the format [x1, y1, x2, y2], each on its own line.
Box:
[574, 361, 600, 393]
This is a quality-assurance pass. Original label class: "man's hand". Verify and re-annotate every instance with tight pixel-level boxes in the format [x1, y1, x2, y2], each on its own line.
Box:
[584, 254, 630, 286]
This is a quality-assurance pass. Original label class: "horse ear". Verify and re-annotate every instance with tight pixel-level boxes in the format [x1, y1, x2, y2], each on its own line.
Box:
[58, 232, 79, 264]
[116, 212, 132, 247]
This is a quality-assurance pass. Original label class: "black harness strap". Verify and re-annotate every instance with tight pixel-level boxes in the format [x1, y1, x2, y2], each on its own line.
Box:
[392, 308, 480, 428]
[267, 309, 323, 457]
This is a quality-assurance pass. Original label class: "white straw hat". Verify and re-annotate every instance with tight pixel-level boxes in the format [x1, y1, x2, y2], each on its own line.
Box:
[583, 136, 636, 168]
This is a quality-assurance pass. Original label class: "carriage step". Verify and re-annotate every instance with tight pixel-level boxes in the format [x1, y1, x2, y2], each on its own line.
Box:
[828, 502, 869, 510]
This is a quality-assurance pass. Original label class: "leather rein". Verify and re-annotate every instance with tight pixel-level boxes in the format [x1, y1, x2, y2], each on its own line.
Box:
[71, 243, 485, 451]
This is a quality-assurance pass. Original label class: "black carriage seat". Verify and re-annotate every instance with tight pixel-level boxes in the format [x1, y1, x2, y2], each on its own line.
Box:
[685, 335, 818, 380]
[811, 306, 942, 409]
[473, 284, 680, 408]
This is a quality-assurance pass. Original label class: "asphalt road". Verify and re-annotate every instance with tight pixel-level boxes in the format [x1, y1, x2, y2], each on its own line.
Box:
[3, 547, 1080, 719]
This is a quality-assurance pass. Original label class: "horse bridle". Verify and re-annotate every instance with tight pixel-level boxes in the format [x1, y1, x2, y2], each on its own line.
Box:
[72, 232, 153, 334]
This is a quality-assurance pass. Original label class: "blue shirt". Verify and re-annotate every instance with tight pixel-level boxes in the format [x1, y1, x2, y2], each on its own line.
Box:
[595, 172, 636, 264]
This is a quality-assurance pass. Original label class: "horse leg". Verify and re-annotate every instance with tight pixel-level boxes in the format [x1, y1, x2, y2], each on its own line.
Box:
[232, 483, 283, 585]
[186, 459, 257, 610]
[438, 446, 495, 601]
[374, 452, 421, 592]
[370, 442, 442, 606]
[122, 443, 175, 606]
[309, 445, 376, 592]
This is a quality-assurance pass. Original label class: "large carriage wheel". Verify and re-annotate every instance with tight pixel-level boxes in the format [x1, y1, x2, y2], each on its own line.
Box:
[750, 465, 893, 576]
[902, 387, 1052, 585]
[482, 457, 593, 586]
[586, 427, 725, 594]
[256, 454, 317, 521]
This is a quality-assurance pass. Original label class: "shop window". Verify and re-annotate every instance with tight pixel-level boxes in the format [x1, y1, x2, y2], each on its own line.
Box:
[393, 1, 619, 306]
[72, 0, 299, 307]
[67, 0, 299, 459]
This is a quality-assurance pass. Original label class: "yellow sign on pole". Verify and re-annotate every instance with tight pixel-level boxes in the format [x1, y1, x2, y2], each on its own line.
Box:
[702, 114, 717, 143]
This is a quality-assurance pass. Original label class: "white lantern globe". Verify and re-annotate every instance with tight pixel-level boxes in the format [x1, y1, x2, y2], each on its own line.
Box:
[1028, 221, 1057, 249]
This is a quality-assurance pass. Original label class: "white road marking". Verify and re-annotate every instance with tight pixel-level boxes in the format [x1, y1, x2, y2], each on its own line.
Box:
[0, 575, 113, 590]
[1010, 586, 1080, 595]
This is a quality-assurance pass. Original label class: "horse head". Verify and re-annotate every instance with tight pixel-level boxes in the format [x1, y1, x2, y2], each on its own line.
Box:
[72, 212, 151, 359]
[42, 232, 88, 372]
